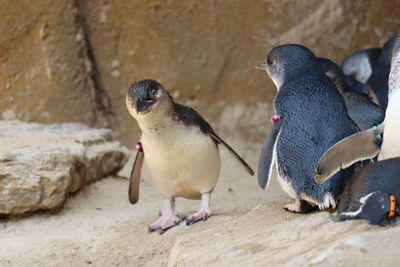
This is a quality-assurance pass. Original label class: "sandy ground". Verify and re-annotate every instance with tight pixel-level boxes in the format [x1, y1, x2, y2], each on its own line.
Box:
[1, 140, 400, 267]
[0, 141, 288, 266]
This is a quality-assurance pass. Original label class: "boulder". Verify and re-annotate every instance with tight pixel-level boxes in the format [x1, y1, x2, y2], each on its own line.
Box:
[0, 120, 129, 215]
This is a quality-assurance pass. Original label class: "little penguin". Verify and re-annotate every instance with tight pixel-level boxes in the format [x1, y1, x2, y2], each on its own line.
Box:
[337, 158, 400, 225]
[342, 48, 381, 84]
[126, 79, 254, 234]
[314, 34, 400, 225]
[318, 57, 385, 130]
[367, 34, 398, 109]
[255, 44, 358, 213]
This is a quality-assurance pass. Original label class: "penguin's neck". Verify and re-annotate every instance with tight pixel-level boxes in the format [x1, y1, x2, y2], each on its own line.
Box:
[134, 104, 173, 137]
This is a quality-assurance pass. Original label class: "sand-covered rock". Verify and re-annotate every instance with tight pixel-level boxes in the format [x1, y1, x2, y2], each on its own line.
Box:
[0, 120, 129, 215]
[168, 204, 400, 267]
[1, 141, 399, 266]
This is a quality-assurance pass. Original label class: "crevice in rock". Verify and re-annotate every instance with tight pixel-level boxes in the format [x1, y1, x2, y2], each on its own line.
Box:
[73, 0, 118, 133]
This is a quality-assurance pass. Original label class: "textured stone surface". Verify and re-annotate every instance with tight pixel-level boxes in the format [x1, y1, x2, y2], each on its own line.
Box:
[0, 1, 102, 126]
[168, 204, 400, 267]
[0, 0, 399, 145]
[81, 0, 400, 144]
[0, 120, 129, 215]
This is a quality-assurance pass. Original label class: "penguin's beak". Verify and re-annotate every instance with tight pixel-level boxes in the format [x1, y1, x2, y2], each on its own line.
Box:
[255, 60, 268, 70]
[135, 100, 149, 114]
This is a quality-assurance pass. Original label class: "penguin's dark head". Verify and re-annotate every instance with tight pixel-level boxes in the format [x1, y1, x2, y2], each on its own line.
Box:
[317, 57, 348, 94]
[339, 191, 399, 226]
[256, 44, 318, 89]
[126, 79, 172, 116]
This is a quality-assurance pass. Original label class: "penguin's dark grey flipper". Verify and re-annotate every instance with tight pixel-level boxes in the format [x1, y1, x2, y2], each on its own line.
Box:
[128, 148, 144, 204]
[315, 125, 384, 184]
[208, 131, 254, 176]
[257, 119, 283, 189]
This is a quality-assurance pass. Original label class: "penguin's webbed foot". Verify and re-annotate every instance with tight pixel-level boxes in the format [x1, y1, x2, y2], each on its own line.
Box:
[148, 215, 180, 235]
[284, 200, 318, 214]
[184, 192, 212, 226]
[184, 210, 210, 226]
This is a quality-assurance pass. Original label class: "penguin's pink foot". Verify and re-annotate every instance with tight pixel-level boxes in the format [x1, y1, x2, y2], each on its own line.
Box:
[284, 199, 318, 214]
[185, 192, 211, 226]
[148, 197, 180, 235]
[284, 200, 301, 213]
[148, 215, 180, 234]
[185, 210, 210, 225]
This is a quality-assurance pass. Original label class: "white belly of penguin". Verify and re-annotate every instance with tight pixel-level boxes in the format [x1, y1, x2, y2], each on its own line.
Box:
[142, 123, 220, 199]
[379, 89, 400, 160]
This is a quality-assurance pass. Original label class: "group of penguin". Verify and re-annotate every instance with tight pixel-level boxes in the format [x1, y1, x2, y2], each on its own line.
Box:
[125, 33, 400, 234]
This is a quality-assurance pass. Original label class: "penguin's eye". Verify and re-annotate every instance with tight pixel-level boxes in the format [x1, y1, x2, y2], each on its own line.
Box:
[267, 58, 276, 65]
[150, 89, 157, 98]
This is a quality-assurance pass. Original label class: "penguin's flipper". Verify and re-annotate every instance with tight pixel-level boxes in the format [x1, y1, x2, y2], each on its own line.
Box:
[208, 131, 254, 176]
[257, 119, 283, 190]
[129, 149, 144, 204]
[315, 125, 384, 184]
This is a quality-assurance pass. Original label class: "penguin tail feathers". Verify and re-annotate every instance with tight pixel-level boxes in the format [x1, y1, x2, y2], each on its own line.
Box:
[208, 132, 254, 176]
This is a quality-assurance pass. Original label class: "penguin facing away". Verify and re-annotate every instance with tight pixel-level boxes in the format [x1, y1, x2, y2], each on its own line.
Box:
[318, 57, 385, 131]
[255, 44, 358, 213]
[126, 79, 254, 234]
[314, 34, 400, 225]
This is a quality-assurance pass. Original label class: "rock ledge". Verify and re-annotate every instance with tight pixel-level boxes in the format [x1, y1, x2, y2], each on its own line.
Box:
[0, 120, 129, 215]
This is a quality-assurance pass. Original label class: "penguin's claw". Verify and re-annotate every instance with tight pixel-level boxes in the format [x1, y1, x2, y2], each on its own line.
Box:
[148, 216, 180, 234]
[184, 211, 210, 226]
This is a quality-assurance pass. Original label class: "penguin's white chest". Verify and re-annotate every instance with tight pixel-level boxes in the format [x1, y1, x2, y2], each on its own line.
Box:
[379, 89, 400, 160]
[141, 121, 220, 199]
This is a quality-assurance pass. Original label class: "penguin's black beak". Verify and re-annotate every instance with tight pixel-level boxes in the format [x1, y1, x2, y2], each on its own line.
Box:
[255, 60, 268, 70]
[135, 100, 149, 114]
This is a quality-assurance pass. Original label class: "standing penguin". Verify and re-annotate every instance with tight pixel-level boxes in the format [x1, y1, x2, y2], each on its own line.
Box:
[318, 57, 385, 130]
[255, 44, 358, 213]
[315, 34, 400, 225]
[126, 79, 254, 234]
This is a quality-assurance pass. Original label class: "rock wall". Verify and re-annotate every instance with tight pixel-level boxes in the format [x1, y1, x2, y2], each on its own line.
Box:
[1, 0, 399, 145]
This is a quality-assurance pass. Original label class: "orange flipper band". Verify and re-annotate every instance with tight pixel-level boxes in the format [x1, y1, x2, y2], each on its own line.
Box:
[389, 195, 396, 219]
